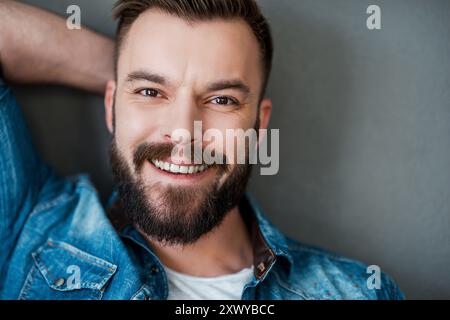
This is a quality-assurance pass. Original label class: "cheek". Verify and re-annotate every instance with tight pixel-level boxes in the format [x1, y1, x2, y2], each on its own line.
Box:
[114, 104, 160, 161]
[202, 106, 257, 131]
[202, 109, 258, 161]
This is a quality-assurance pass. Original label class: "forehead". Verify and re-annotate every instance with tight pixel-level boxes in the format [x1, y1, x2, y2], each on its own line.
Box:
[118, 9, 263, 91]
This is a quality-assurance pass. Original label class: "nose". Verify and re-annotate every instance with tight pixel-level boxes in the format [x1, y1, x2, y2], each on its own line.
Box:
[160, 96, 202, 146]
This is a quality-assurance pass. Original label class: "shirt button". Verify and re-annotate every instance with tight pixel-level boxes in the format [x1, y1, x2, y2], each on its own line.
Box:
[55, 278, 65, 287]
[257, 262, 266, 273]
[151, 266, 159, 274]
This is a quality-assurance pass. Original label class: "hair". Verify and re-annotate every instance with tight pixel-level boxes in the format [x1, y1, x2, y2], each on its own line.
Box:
[113, 0, 273, 98]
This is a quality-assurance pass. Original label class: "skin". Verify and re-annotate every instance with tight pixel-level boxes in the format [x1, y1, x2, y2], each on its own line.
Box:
[104, 9, 273, 277]
[0, 0, 113, 93]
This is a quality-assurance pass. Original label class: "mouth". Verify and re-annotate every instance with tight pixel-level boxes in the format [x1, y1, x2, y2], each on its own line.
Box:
[149, 159, 211, 176]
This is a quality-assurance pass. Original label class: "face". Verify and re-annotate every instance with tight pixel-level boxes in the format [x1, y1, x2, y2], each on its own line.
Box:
[105, 9, 272, 245]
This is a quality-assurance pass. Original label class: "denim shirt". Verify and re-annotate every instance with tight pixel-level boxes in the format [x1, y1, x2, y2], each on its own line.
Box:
[0, 77, 404, 300]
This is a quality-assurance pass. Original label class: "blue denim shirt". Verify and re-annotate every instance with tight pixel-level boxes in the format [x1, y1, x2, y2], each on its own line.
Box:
[0, 77, 404, 300]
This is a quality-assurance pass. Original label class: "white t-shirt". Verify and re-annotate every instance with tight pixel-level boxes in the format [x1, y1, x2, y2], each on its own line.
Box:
[163, 264, 255, 300]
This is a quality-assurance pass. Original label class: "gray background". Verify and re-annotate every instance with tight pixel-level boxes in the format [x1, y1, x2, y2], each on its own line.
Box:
[13, 0, 450, 299]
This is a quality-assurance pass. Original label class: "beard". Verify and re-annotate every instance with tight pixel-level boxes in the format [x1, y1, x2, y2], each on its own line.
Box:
[109, 138, 254, 246]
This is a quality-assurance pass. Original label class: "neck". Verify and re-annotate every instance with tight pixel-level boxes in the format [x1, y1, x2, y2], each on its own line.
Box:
[143, 206, 254, 277]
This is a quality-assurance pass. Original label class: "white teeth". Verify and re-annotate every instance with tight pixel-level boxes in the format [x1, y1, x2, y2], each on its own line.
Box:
[170, 164, 180, 173]
[150, 159, 210, 175]
[179, 166, 188, 174]
[163, 162, 170, 171]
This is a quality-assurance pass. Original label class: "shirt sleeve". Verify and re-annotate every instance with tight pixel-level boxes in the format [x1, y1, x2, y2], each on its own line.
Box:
[0, 75, 52, 269]
[378, 271, 406, 300]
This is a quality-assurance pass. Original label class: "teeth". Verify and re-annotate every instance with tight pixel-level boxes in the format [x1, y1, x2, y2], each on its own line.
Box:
[170, 164, 180, 173]
[163, 162, 170, 171]
[151, 159, 209, 175]
[179, 166, 188, 174]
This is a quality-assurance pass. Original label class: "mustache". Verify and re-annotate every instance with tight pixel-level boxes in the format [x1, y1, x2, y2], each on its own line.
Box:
[133, 142, 230, 173]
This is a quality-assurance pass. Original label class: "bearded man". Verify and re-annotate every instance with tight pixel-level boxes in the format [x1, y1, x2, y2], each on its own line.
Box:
[0, 0, 403, 300]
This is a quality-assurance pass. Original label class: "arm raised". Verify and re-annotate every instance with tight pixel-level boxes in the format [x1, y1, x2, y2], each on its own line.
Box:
[0, 0, 114, 93]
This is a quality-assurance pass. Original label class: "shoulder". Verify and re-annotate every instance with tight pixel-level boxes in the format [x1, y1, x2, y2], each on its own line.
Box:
[0, 72, 9, 100]
[26, 173, 107, 234]
[15, 173, 119, 276]
[281, 237, 405, 300]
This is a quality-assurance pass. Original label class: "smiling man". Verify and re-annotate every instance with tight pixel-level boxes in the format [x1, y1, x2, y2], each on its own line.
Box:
[0, 0, 403, 300]
[105, 2, 273, 275]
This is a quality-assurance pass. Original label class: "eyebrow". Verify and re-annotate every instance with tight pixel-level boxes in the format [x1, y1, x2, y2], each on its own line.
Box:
[206, 80, 251, 96]
[125, 70, 251, 96]
[126, 70, 170, 86]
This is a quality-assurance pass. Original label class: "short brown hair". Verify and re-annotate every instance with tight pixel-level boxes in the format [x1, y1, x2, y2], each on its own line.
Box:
[113, 0, 273, 98]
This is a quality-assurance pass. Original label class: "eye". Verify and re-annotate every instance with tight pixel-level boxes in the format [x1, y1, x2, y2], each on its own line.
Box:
[210, 96, 238, 106]
[137, 88, 161, 98]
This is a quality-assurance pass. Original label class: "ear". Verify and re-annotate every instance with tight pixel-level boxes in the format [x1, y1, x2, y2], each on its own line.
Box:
[104, 80, 116, 134]
[257, 98, 273, 145]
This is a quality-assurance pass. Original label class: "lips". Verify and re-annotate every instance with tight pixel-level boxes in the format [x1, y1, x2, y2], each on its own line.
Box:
[150, 159, 210, 175]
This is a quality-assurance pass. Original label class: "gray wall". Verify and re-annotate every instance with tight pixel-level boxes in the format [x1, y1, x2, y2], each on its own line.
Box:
[14, 0, 450, 299]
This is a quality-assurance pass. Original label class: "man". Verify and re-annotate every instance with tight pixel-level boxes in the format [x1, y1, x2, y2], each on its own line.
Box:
[0, 0, 404, 300]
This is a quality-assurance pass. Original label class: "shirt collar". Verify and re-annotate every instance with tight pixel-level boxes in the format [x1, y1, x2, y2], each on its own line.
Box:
[106, 191, 294, 281]
[241, 193, 294, 280]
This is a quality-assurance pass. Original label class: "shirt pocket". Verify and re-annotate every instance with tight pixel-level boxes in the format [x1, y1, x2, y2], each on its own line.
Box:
[19, 239, 117, 300]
